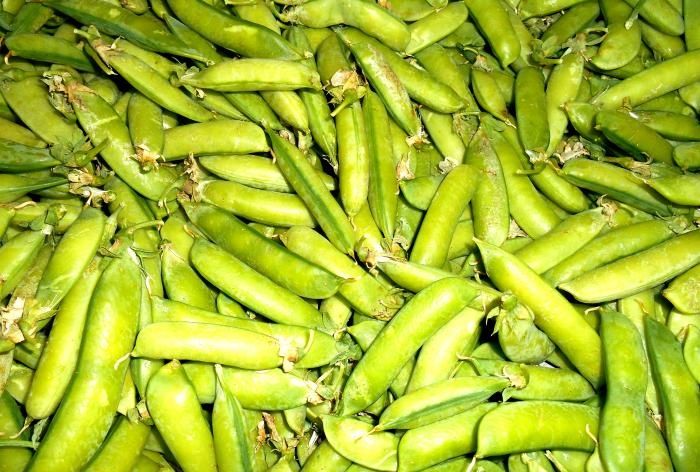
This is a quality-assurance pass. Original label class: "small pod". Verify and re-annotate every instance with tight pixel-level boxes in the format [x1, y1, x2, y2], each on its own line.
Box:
[322, 415, 399, 472]
[664, 263, 700, 313]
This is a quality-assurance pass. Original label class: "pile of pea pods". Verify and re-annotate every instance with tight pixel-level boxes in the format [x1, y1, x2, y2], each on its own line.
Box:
[1, 0, 700, 470]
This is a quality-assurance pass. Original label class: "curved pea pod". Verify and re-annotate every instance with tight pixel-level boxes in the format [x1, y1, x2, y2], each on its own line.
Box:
[145, 361, 217, 472]
[22, 207, 106, 333]
[544, 219, 676, 286]
[398, 402, 497, 472]
[595, 109, 674, 165]
[299, 438, 352, 472]
[183, 200, 341, 300]
[489, 294, 555, 364]
[82, 416, 151, 472]
[399, 174, 443, 210]
[219, 367, 319, 411]
[0, 390, 33, 470]
[127, 93, 164, 171]
[598, 310, 647, 472]
[268, 131, 356, 256]
[162, 120, 267, 160]
[25, 246, 141, 472]
[645, 317, 700, 472]
[592, 49, 700, 110]
[197, 178, 316, 228]
[321, 415, 399, 471]
[475, 239, 601, 386]
[404, 2, 468, 55]
[190, 237, 324, 328]
[376, 376, 508, 431]
[545, 52, 584, 157]
[133, 321, 284, 369]
[281, 0, 410, 52]
[623, 0, 684, 36]
[0, 229, 45, 300]
[420, 109, 466, 164]
[664, 263, 700, 313]
[560, 229, 700, 303]
[465, 0, 520, 67]
[645, 173, 700, 206]
[406, 306, 485, 392]
[673, 142, 700, 170]
[67, 83, 179, 202]
[414, 44, 479, 112]
[179, 58, 321, 92]
[5, 32, 95, 72]
[591, 15, 641, 71]
[560, 158, 674, 216]
[212, 367, 255, 472]
[338, 278, 479, 415]
[476, 401, 599, 458]
[471, 68, 512, 125]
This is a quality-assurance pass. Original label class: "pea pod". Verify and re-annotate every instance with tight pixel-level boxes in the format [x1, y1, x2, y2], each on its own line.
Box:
[0, 229, 45, 300]
[82, 416, 151, 472]
[5, 33, 95, 72]
[299, 439, 352, 472]
[220, 367, 317, 411]
[26, 245, 142, 472]
[514, 66, 549, 153]
[404, 2, 469, 55]
[645, 173, 700, 206]
[321, 415, 399, 472]
[465, 0, 520, 67]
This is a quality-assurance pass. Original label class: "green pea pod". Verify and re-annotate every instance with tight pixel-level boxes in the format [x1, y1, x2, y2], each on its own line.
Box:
[134, 319, 284, 369]
[23, 207, 107, 333]
[664, 263, 700, 313]
[322, 415, 399, 471]
[190, 237, 324, 327]
[146, 360, 217, 472]
[595, 109, 674, 165]
[339, 277, 479, 415]
[645, 317, 700, 472]
[268, 130, 356, 256]
[645, 173, 700, 206]
[560, 229, 700, 303]
[0, 229, 45, 300]
[300, 439, 352, 472]
[414, 44, 478, 112]
[0, 117, 46, 149]
[420, 109, 466, 164]
[24, 257, 106, 420]
[161, 120, 267, 160]
[5, 33, 95, 72]
[476, 401, 599, 457]
[336, 100, 370, 217]
[179, 58, 321, 92]
[182, 200, 341, 300]
[465, 0, 521, 67]
[0, 391, 32, 470]
[376, 376, 509, 431]
[644, 415, 674, 472]
[82, 416, 151, 472]
[260, 90, 310, 132]
[161, 13, 223, 65]
[398, 403, 497, 472]
[404, 2, 468, 55]
[598, 310, 646, 472]
[623, 0, 684, 36]
[211, 365, 256, 472]
[219, 366, 316, 411]
[684, 324, 700, 384]
[26, 245, 142, 472]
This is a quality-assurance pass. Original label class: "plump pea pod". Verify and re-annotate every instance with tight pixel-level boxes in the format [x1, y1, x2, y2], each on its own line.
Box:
[376, 376, 509, 431]
[595, 109, 674, 165]
[490, 294, 556, 364]
[673, 142, 700, 170]
[560, 229, 700, 303]
[24, 257, 105, 420]
[482, 117, 561, 238]
[335, 100, 369, 217]
[183, 200, 340, 299]
[26, 246, 142, 472]
[82, 416, 151, 472]
[406, 306, 484, 392]
[598, 310, 647, 472]
[268, 130, 356, 256]
[220, 366, 318, 410]
[5, 33, 95, 72]
[260, 90, 310, 132]
[631, 110, 700, 141]
[476, 239, 602, 386]
[683, 324, 700, 383]
[399, 174, 443, 210]
[640, 21, 686, 60]
[338, 278, 478, 415]
[180, 362, 216, 404]
[321, 415, 399, 472]
[68, 83, 179, 201]
[537, 1, 599, 58]
[0, 229, 45, 299]
[127, 93, 164, 170]
[420, 109, 466, 164]
[476, 401, 599, 457]
[190, 237, 324, 327]
[545, 52, 584, 156]
[592, 49, 700, 109]
[414, 44, 479, 112]
[622, 0, 684, 36]
[410, 164, 479, 268]
[404, 1, 469, 55]
[197, 178, 316, 228]
[664, 263, 700, 313]
[514, 66, 549, 153]
[0, 391, 33, 470]
[560, 158, 675, 216]
[645, 173, 700, 206]
[281, 226, 403, 320]
[398, 403, 497, 472]
[134, 319, 284, 369]
[334, 28, 420, 137]
[380, 0, 435, 22]
[470, 68, 512, 125]
[161, 119, 268, 159]
[544, 219, 676, 286]
[166, 0, 299, 59]
[643, 415, 674, 472]
[145, 360, 217, 472]
[0, 75, 86, 151]
[179, 58, 321, 92]
[645, 317, 700, 472]
[465, 0, 520, 67]
[300, 439, 352, 472]
[0, 173, 67, 203]
[0, 117, 46, 149]
[281, 0, 410, 52]
[151, 296, 344, 369]
[22, 207, 107, 333]
[363, 91, 398, 239]
[513, 208, 608, 275]
[212, 365, 255, 472]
